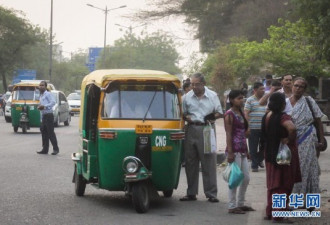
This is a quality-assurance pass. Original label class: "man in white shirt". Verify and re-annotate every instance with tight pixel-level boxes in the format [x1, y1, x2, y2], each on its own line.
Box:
[181, 73, 223, 203]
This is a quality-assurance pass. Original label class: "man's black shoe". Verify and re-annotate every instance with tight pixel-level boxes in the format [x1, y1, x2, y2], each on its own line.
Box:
[180, 195, 197, 201]
[37, 150, 48, 154]
[208, 197, 219, 203]
[51, 151, 59, 155]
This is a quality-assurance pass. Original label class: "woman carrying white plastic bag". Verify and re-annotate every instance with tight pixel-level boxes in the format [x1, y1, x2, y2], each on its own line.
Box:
[224, 90, 255, 214]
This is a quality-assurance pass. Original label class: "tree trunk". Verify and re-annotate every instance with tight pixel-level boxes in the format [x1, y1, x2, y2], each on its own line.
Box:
[2, 73, 8, 91]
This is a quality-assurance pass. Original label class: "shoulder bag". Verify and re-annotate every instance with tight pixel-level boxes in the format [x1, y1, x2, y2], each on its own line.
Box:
[305, 97, 327, 152]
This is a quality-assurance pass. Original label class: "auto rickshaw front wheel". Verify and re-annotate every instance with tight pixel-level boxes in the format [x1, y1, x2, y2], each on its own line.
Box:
[22, 124, 27, 133]
[13, 126, 18, 133]
[74, 167, 86, 196]
[132, 182, 150, 213]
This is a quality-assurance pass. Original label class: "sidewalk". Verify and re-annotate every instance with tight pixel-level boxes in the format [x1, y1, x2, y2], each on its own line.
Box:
[213, 119, 330, 224]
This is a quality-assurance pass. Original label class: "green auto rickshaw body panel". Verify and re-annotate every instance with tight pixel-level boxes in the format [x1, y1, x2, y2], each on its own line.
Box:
[11, 103, 41, 127]
[77, 69, 184, 195]
[96, 128, 182, 191]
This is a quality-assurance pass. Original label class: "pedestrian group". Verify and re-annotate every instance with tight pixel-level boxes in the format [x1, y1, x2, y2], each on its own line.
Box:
[180, 73, 325, 224]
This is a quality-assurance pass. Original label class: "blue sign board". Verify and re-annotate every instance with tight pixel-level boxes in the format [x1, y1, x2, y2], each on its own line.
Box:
[87, 47, 103, 72]
[12, 69, 36, 84]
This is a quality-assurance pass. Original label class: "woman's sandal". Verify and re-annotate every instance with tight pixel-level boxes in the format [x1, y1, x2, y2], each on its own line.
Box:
[239, 206, 256, 211]
[228, 208, 246, 214]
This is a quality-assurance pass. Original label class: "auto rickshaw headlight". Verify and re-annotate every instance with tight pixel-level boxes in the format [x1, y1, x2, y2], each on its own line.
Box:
[126, 161, 138, 173]
[123, 156, 141, 174]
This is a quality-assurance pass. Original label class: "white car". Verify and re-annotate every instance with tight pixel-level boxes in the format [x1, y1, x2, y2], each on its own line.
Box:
[4, 95, 12, 123]
[51, 90, 71, 127]
[67, 93, 81, 116]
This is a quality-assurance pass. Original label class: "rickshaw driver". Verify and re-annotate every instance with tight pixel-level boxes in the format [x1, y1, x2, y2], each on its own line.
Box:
[181, 72, 223, 203]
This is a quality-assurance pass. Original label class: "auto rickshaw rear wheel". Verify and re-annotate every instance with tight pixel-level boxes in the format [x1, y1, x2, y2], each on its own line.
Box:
[14, 126, 18, 133]
[132, 182, 150, 213]
[163, 190, 173, 198]
[74, 167, 86, 196]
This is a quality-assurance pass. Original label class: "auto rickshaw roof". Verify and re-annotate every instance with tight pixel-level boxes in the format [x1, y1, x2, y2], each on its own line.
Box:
[13, 80, 56, 90]
[82, 69, 180, 88]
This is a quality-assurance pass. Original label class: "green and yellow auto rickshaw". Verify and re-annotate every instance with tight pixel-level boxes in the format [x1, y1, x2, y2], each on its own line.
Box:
[72, 69, 184, 213]
[11, 80, 55, 133]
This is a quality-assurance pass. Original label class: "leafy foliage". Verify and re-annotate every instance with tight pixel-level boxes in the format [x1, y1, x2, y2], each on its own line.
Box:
[291, 0, 330, 61]
[99, 31, 181, 75]
[201, 19, 329, 94]
[139, 0, 292, 52]
[0, 6, 41, 90]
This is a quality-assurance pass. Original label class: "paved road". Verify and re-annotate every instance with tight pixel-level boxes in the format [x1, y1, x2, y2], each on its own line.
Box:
[0, 116, 329, 225]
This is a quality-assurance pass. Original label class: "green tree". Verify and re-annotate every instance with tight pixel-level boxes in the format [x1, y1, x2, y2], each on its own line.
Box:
[0, 6, 42, 90]
[51, 50, 89, 94]
[138, 0, 292, 52]
[201, 19, 329, 95]
[200, 39, 263, 94]
[262, 19, 328, 77]
[291, 0, 330, 61]
[98, 31, 181, 74]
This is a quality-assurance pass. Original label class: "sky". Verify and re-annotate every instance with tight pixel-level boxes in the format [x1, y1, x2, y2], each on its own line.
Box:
[1, 0, 200, 67]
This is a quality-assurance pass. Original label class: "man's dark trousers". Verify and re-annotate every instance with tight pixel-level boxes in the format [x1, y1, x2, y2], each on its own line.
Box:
[248, 129, 264, 169]
[40, 113, 59, 152]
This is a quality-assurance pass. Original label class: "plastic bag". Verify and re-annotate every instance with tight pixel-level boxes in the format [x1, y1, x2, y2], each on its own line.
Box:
[228, 162, 244, 189]
[203, 124, 217, 154]
[276, 143, 291, 165]
[222, 164, 231, 183]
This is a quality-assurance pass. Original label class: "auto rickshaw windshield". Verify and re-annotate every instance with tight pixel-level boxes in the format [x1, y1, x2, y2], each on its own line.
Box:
[12, 87, 40, 101]
[102, 82, 180, 120]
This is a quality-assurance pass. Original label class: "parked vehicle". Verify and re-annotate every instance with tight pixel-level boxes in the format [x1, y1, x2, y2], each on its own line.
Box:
[4, 95, 12, 122]
[71, 69, 184, 213]
[67, 93, 81, 116]
[51, 90, 71, 127]
[11, 80, 55, 133]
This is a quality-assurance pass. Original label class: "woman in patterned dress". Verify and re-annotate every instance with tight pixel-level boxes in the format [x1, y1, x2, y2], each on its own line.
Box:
[285, 77, 325, 196]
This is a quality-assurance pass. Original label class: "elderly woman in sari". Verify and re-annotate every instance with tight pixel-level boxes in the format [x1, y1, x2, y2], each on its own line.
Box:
[285, 77, 325, 195]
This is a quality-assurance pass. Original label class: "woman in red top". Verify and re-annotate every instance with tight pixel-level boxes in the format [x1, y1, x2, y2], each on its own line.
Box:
[261, 92, 301, 223]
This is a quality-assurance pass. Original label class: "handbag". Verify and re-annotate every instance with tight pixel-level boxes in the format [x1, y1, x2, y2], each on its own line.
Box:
[305, 97, 327, 152]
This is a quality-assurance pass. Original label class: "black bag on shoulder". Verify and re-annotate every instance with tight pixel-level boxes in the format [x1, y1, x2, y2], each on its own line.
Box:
[305, 97, 327, 152]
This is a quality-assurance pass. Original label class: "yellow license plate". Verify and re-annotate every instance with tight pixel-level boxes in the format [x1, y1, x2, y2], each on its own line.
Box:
[135, 125, 153, 134]
[16, 106, 22, 110]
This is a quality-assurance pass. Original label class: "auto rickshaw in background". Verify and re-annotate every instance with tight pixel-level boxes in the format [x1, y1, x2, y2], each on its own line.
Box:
[72, 69, 184, 213]
[11, 80, 55, 133]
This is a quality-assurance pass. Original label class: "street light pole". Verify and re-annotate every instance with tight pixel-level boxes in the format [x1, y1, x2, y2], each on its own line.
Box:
[86, 4, 127, 68]
[115, 23, 146, 36]
[49, 0, 53, 81]
[104, 6, 107, 66]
